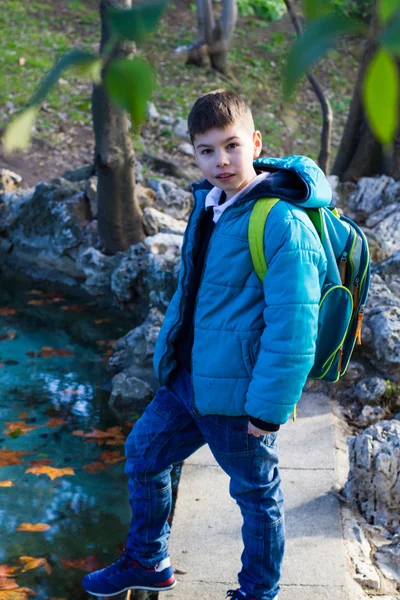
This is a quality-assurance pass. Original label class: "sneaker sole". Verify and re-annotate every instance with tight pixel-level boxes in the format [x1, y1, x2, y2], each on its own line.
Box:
[84, 580, 177, 597]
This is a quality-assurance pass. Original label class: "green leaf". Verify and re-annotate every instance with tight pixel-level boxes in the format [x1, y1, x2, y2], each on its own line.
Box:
[74, 57, 103, 84]
[104, 57, 154, 127]
[3, 106, 39, 155]
[363, 48, 399, 145]
[9, 429, 22, 439]
[284, 13, 366, 98]
[28, 49, 100, 107]
[380, 11, 400, 55]
[302, 0, 332, 20]
[378, 0, 400, 24]
[106, 1, 167, 43]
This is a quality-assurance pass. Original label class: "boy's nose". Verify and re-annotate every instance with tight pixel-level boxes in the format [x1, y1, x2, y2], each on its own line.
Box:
[216, 151, 229, 167]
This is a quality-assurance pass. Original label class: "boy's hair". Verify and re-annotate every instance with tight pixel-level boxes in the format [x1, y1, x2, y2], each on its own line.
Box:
[188, 89, 254, 144]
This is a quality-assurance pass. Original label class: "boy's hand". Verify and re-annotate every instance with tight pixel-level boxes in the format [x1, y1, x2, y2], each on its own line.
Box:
[247, 422, 275, 437]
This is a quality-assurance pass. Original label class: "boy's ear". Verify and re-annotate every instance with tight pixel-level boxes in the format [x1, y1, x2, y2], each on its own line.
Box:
[253, 130, 262, 158]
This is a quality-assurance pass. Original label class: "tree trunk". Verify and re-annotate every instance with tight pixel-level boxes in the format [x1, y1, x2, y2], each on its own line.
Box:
[92, 0, 145, 254]
[185, 0, 237, 74]
[283, 0, 333, 174]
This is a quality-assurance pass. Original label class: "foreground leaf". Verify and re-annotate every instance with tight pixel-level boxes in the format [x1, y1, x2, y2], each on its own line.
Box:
[378, 0, 400, 24]
[60, 555, 104, 572]
[380, 11, 400, 55]
[25, 466, 75, 480]
[100, 450, 125, 464]
[284, 14, 366, 97]
[83, 461, 108, 473]
[17, 523, 51, 532]
[0, 565, 19, 578]
[104, 58, 154, 127]
[0, 480, 13, 487]
[363, 48, 399, 144]
[3, 107, 39, 155]
[4, 422, 41, 436]
[107, 1, 167, 42]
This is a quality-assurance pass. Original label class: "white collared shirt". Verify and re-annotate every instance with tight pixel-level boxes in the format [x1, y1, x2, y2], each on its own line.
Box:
[205, 172, 270, 223]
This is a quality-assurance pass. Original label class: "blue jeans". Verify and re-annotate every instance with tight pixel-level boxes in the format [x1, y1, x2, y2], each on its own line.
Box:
[124, 366, 285, 600]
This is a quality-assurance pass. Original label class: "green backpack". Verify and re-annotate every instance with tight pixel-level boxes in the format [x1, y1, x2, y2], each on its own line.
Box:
[248, 197, 371, 384]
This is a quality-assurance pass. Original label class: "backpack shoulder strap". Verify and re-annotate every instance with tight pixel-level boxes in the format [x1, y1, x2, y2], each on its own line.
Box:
[248, 197, 280, 283]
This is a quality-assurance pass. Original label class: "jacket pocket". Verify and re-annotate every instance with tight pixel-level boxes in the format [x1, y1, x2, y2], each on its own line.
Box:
[240, 338, 255, 378]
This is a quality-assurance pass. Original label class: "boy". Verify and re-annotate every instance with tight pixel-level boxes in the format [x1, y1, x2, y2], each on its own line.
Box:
[83, 89, 330, 600]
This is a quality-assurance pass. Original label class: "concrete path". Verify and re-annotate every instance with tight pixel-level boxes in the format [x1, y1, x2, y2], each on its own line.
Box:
[164, 391, 349, 600]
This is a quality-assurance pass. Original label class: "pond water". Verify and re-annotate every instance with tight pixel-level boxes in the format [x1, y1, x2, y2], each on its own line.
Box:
[0, 276, 163, 600]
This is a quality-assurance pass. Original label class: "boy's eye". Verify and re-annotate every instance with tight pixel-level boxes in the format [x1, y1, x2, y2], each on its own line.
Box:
[201, 148, 213, 155]
[227, 143, 238, 149]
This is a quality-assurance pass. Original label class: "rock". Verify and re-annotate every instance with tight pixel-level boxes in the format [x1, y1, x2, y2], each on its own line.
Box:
[355, 377, 389, 405]
[111, 233, 182, 311]
[374, 250, 400, 299]
[345, 420, 400, 533]
[135, 159, 144, 184]
[142, 207, 187, 237]
[346, 176, 398, 223]
[0, 168, 22, 193]
[365, 203, 397, 228]
[76, 247, 122, 296]
[160, 115, 175, 125]
[84, 177, 97, 219]
[370, 210, 400, 258]
[342, 509, 381, 590]
[10, 182, 91, 255]
[109, 368, 154, 419]
[142, 153, 187, 179]
[136, 184, 156, 210]
[178, 142, 195, 157]
[375, 538, 400, 583]
[62, 164, 95, 182]
[173, 116, 190, 140]
[146, 102, 160, 121]
[334, 180, 357, 211]
[357, 405, 388, 427]
[108, 308, 164, 372]
[147, 178, 192, 220]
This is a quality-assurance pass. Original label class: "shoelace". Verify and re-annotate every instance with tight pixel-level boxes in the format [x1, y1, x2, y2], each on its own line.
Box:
[106, 552, 157, 576]
[226, 590, 246, 599]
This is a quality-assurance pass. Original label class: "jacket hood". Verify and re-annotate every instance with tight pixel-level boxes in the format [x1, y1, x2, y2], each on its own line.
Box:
[192, 155, 332, 209]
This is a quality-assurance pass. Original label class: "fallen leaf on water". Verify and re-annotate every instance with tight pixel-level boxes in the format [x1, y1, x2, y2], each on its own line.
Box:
[0, 308, 18, 316]
[0, 449, 29, 468]
[25, 466, 75, 480]
[100, 451, 125, 464]
[60, 387, 82, 395]
[73, 426, 125, 446]
[96, 340, 118, 347]
[18, 556, 52, 574]
[29, 459, 52, 467]
[0, 565, 19, 577]
[39, 347, 74, 359]
[59, 304, 87, 312]
[60, 555, 103, 572]
[0, 577, 18, 590]
[0, 480, 13, 487]
[17, 523, 51, 532]
[17, 413, 29, 419]
[83, 461, 108, 473]
[43, 418, 67, 428]
[4, 422, 41, 436]
[0, 331, 17, 341]
[0, 588, 37, 599]
[94, 318, 111, 324]
[27, 300, 45, 306]
[0, 364, 4, 369]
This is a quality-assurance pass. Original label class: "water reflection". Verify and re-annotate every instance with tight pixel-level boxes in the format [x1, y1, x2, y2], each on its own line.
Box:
[0, 276, 146, 599]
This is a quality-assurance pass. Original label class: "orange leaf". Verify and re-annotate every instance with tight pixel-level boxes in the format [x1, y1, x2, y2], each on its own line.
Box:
[0, 308, 18, 316]
[0, 480, 13, 487]
[25, 466, 74, 480]
[59, 304, 87, 312]
[94, 318, 111, 324]
[4, 422, 41, 436]
[83, 461, 108, 473]
[0, 565, 19, 578]
[18, 556, 52, 575]
[39, 348, 74, 359]
[60, 388, 81, 395]
[100, 451, 125, 464]
[43, 418, 66, 428]
[27, 300, 45, 306]
[60, 555, 103, 572]
[17, 413, 29, 419]
[0, 577, 19, 590]
[0, 588, 37, 599]
[0, 449, 28, 468]
[29, 459, 52, 467]
[17, 523, 51, 532]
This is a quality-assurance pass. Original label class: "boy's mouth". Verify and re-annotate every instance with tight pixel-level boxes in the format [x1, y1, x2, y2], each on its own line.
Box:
[216, 173, 234, 181]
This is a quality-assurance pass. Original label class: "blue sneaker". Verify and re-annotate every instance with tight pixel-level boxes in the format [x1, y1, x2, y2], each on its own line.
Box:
[82, 552, 176, 597]
[226, 590, 279, 600]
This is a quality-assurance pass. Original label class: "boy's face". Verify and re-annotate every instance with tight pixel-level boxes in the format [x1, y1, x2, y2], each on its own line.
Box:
[193, 121, 262, 200]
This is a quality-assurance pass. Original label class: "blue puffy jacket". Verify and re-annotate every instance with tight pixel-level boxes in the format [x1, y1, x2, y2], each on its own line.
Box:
[153, 156, 331, 426]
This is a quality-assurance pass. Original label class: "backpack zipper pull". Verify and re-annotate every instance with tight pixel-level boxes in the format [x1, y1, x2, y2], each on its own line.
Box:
[340, 252, 347, 284]
[355, 308, 364, 345]
[353, 276, 360, 307]
[338, 347, 343, 374]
